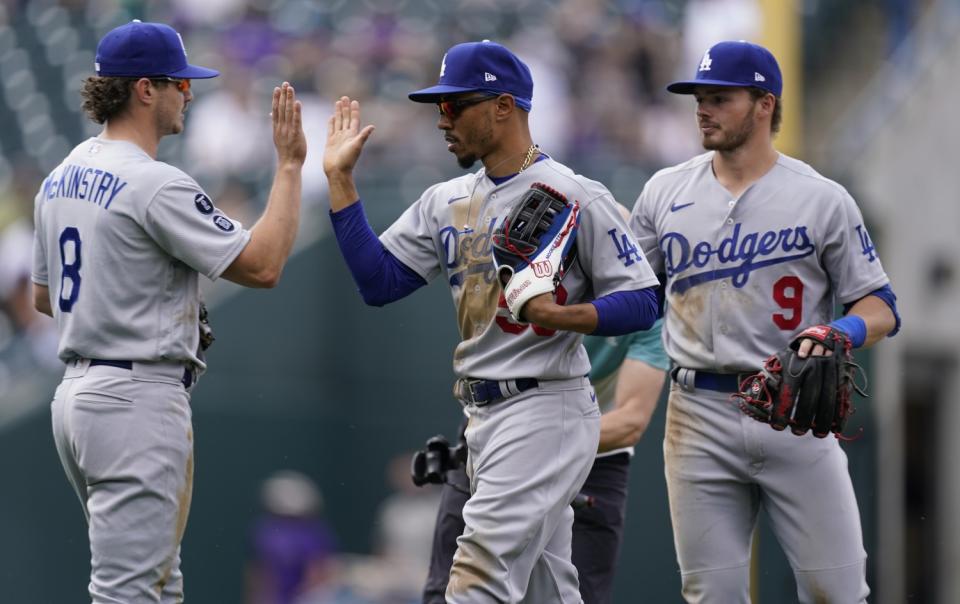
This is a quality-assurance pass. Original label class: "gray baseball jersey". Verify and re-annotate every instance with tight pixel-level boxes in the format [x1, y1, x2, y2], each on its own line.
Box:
[35, 136, 251, 602]
[630, 151, 889, 371]
[630, 151, 885, 603]
[379, 154, 655, 603]
[32, 137, 250, 368]
[381, 155, 659, 381]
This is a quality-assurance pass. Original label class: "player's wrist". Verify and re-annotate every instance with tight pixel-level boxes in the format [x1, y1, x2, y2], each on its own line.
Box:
[519, 293, 552, 324]
[324, 166, 356, 181]
[827, 315, 867, 348]
[275, 158, 305, 170]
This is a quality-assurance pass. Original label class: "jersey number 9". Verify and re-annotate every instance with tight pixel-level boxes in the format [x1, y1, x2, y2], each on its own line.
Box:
[772, 275, 803, 330]
[58, 227, 82, 312]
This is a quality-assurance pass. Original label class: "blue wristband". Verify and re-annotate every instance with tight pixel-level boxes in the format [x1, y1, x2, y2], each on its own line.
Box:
[828, 315, 867, 348]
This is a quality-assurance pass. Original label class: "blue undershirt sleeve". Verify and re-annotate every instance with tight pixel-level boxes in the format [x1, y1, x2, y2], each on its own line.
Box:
[589, 287, 659, 336]
[329, 201, 427, 306]
[841, 283, 901, 337]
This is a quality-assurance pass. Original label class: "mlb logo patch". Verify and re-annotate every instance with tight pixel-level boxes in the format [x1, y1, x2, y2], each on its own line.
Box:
[194, 193, 214, 215]
[212, 215, 235, 232]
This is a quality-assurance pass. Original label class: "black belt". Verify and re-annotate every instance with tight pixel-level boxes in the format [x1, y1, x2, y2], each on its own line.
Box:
[670, 367, 753, 393]
[90, 359, 195, 389]
[457, 377, 539, 405]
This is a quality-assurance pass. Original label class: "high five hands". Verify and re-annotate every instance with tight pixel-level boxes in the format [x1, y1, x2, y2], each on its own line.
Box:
[271, 82, 307, 166]
[324, 96, 375, 177]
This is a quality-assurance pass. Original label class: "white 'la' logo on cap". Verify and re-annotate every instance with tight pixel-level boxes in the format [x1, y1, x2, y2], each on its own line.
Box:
[440, 53, 447, 77]
[699, 50, 712, 72]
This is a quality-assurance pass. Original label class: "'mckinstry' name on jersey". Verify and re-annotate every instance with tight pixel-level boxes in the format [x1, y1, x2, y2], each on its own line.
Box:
[41, 163, 128, 209]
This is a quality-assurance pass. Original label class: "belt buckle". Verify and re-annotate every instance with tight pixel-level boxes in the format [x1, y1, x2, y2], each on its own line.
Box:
[672, 367, 696, 392]
[458, 378, 484, 405]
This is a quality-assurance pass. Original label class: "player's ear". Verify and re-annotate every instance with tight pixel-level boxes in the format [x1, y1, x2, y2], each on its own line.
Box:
[756, 92, 776, 121]
[493, 94, 516, 119]
[131, 78, 156, 104]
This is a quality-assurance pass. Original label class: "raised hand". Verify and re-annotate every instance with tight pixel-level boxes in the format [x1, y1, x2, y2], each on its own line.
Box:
[324, 95, 375, 177]
[272, 82, 307, 166]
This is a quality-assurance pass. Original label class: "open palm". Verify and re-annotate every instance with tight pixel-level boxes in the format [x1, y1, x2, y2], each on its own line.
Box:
[323, 96, 375, 176]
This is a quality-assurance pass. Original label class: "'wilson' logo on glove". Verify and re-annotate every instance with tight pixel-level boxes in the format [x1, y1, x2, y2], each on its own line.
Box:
[532, 261, 553, 278]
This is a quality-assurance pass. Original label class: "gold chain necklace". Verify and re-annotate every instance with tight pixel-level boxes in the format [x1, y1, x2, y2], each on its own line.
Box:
[518, 144, 540, 173]
[461, 144, 541, 233]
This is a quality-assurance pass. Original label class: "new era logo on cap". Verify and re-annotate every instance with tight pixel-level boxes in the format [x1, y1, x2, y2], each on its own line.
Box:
[667, 40, 782, 97]
[484, 72, 497, 82]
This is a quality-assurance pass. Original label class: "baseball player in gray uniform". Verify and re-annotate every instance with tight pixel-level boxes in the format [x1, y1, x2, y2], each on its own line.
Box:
[323, 41, 660, 603]
[31, 21, 307, 603]
[422, 321, 669, 604]
[629, 41, 901, 603]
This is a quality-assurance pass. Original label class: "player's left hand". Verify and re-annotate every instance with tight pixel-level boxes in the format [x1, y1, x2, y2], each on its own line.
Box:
[271, 82, 307, 166]
[324, 95, 375, 177]
[731, 325, 866, 438]
[794, 336, 831, 358]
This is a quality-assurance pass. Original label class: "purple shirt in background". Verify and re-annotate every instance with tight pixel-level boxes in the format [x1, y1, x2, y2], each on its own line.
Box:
[252, 515, 337, 604]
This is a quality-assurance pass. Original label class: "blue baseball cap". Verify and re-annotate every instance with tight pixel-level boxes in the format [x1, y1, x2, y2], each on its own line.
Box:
[95, 20, 219, 79]
[667, 40, 781, 96]
[409, 41, 533, 111]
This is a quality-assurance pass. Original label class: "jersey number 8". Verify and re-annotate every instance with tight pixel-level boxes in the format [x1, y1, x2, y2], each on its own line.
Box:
[58, 227, 82, 312]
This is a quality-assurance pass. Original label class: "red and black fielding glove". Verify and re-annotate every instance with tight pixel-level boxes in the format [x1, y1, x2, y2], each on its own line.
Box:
[732, 325, 867, 438]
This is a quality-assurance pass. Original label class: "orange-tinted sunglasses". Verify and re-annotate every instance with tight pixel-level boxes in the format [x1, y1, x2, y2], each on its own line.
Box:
[437, 94, 497, 118]
[151, 77, 191, 92]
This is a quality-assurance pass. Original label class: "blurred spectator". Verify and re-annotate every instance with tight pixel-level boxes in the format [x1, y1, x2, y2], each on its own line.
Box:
[246, 470, 338, 604]
[371, 453, 442, 586]
[0, 159, 58, 368]
[679, 0, 762, 76]
[171, 0, 246, 27]
[334, 453, 442, 604]
[184, 62, 275, 202]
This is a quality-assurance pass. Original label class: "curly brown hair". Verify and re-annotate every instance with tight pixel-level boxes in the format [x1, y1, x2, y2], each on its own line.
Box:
[80, 76, 137, 124]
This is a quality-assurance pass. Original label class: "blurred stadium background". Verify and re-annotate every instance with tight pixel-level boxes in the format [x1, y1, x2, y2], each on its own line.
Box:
[0, 0, 954, 602]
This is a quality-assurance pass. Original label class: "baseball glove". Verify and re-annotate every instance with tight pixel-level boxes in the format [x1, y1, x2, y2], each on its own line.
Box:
[731, 325, 867, 438]
[491, 182, 580, 322]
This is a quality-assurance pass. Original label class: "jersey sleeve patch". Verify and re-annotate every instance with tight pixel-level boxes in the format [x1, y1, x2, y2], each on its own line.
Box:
[606, 227, 645, 267]
[854, 224, 877, 262]
[194, 193, 214, 215]
[212, 214, 236, 232]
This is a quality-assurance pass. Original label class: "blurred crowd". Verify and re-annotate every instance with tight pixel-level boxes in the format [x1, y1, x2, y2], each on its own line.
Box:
[0, 0, 931, 600]
[246, 460, 442, 604]
[0, 0, 758, 381]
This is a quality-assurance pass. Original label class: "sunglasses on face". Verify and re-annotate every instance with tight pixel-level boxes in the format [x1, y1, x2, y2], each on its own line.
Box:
[437, 94, 498, 118]
[151, 77, 191, 92]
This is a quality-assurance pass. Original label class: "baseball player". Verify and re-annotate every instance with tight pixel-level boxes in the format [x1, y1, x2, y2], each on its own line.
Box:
[422, 320, 669, 604]
[323, 41, 660, 603]
[31, 21, 307, 603]
[629, 41, 901, 603]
